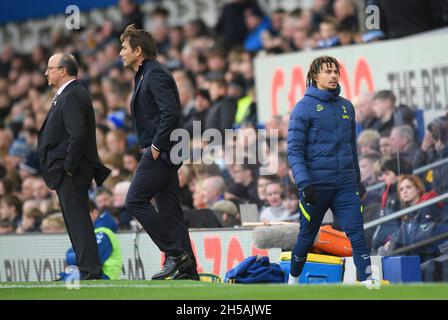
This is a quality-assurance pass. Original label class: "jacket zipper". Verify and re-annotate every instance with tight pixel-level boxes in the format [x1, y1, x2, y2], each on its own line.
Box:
[332, 101, 339, 177]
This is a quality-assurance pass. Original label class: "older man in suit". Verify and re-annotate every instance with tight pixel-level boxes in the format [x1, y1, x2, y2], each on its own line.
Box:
[38, 53, 111, 280]
[119, 24, 198, 280]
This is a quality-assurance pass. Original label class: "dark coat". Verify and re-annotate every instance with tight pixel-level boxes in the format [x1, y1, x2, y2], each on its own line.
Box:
[371, 182, 402, 250]
[38, 80, 110, 190]
[215, 1, 250, 48]
[287, 85, 360, 191]
[414, 144, 448, 194]
[390, 192, 448, 261]
[183, 108, 209, 136]
[131, 59, 183, 167]
[205, 96, 237, 135]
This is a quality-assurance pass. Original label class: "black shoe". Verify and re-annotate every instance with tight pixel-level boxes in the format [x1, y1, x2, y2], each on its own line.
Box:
[172, 269, 200, 281]
[151, 252, 192, 280]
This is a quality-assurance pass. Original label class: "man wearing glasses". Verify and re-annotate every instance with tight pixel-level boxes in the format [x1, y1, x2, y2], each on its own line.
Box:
[38, 53, 111, 280]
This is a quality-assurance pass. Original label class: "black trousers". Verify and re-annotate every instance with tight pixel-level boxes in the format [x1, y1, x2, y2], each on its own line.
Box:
[125, 151, 196, 268]
[56, 175, 102, 277]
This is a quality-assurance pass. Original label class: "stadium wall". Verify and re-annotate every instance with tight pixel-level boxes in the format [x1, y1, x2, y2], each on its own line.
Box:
[255, 28, 448, 125]
[0, 229, 281, 282]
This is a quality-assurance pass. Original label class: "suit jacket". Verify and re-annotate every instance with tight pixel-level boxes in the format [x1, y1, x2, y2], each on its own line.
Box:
[205, 96, 237, 136]
[38, 80, 111, 190]
[131, 59, 183, 167]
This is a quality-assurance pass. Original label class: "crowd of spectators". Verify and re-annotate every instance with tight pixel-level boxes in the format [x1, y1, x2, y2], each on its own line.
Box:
[0, 0, 447, 263]
[353, 89, 448, 261]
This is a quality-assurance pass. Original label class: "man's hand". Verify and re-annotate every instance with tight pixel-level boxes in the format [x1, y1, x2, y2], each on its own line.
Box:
[421, 132, 435, 152]
[151, 145, 160, 160]
[302, 186, 316, 205]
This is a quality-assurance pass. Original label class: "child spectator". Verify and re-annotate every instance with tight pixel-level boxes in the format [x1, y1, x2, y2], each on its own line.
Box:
[282, 184, 299, 222]
[259, 181, 290, 222]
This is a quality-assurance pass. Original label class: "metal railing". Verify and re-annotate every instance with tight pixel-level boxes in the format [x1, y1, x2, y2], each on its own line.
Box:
[389, 231, 448, 256]
[364, 192, 448, 230]
[366, 157, 448, 193]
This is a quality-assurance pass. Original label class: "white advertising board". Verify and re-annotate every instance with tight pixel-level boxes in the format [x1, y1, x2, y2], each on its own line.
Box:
[255, 30, 448, 125]
[0, 229, 281, 282]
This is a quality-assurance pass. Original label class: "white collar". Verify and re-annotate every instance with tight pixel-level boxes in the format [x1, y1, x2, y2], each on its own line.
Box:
[56, 78, 76, 95]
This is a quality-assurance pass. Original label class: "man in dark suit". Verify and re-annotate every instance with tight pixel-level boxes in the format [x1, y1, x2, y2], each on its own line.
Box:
[38, 53, 111, 280]
[205, 78, 237, 136]
[119, 25, 198, 280]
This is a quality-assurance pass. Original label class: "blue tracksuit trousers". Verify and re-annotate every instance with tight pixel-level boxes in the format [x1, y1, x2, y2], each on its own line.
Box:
[290, 185, 372, 281]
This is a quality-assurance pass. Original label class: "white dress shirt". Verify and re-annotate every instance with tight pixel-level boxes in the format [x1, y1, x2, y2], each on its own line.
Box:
[56, 78, 76, 96]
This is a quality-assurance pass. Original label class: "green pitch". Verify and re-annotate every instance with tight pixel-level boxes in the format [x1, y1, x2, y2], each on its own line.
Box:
[1, 281, 448, 300]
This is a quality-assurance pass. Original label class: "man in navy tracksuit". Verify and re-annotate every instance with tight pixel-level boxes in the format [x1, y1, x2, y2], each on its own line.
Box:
[287, 56, 373, 284]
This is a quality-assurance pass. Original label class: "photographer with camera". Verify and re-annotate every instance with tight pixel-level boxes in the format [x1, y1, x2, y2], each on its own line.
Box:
[414, 113, 448, 194]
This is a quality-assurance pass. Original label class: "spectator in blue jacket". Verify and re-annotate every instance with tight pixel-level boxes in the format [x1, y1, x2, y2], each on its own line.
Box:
[243, 6, 272, 52]
[287, 55, 373, 285]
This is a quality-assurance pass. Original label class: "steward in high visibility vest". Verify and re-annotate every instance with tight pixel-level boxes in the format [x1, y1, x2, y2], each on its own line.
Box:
[233, 86, 257, 127]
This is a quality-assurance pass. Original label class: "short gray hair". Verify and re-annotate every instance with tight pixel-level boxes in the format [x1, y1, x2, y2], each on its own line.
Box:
[205, 176, 226, 194]
[394, 125, 415, 144]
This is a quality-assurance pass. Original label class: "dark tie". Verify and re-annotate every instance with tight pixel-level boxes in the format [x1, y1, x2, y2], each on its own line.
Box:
[51, 93, 60, 107]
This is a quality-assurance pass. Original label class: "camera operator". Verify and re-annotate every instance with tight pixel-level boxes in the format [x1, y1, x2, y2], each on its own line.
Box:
[414, 113, 448, 194]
